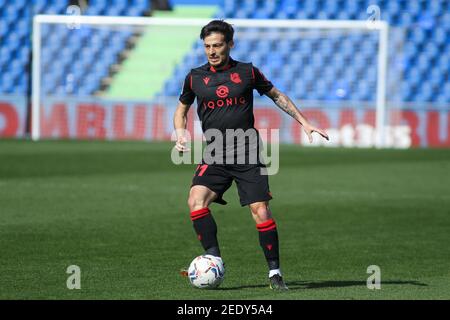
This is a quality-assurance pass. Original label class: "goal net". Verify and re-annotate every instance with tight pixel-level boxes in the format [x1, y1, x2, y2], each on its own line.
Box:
[33, 15, 400, 147]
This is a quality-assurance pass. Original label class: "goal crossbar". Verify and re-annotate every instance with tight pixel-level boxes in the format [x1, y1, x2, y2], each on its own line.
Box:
[32, 15, 389, 147]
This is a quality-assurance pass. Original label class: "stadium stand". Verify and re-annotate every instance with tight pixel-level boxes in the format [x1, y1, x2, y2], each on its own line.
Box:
[0, 0, 448, 103]
[161, 0, 450, 103]
[0, 0, 152, 96]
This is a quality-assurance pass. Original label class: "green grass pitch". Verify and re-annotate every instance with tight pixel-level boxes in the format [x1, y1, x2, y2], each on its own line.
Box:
[0, 140, 449, 300]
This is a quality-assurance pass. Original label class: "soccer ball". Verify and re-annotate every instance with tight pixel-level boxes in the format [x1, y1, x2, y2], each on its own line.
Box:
[188, 255, 225, 289]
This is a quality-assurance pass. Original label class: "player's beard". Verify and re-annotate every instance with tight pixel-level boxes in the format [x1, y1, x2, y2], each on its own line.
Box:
[210, 55, 230, 69]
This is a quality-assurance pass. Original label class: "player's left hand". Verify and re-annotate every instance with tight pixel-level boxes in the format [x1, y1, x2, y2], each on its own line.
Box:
[175, 135, 191, 152]
[303, 123, 329, 143]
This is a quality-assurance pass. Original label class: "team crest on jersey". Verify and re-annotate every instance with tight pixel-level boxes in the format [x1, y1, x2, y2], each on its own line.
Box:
[216, 85, 229, 98]
[203, 77, 210, 85]
[230, 72, 242, 84]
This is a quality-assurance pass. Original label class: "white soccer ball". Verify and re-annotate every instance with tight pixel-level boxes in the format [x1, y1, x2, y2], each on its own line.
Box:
[188, 255, 225, 289]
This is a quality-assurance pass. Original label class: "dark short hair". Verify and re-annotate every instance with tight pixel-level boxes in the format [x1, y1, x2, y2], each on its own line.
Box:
[200, 20, 234, 43]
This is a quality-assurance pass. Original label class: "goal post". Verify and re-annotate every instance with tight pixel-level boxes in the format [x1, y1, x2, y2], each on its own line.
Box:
[32, 15, 390, 147]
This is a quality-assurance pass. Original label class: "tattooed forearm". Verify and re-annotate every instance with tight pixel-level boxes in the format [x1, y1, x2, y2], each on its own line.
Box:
[273, 93, 299, 121]
[267, 87, 311, 127]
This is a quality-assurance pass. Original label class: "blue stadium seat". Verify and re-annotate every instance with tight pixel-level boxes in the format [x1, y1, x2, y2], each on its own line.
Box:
[1, 0, 449, 103]
[157, 0, 450, 101]
[32, 0, 47, 13]
[85, 6, 102, 15]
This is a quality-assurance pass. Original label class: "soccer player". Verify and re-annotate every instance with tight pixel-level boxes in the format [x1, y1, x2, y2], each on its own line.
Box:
[174, 20, 329, 290]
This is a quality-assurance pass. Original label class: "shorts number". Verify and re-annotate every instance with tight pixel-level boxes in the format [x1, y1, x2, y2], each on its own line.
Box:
[195, 164, 209, 177]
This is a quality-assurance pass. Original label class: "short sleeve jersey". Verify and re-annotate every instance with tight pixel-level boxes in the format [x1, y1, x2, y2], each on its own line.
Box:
[179, 58, 273, 134]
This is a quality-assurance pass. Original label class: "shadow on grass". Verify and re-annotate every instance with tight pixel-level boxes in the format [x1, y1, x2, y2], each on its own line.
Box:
[219, 279, 428, 291]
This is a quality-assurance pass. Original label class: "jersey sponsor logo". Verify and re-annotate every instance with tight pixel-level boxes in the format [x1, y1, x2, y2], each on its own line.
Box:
[216, 85, 229, 98]
[230, 72, 242, 84]
[203, 77, 210, 85]
[203, 96, 247, 109]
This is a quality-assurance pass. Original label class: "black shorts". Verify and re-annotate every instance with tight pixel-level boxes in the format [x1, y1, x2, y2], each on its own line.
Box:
[191, 163, 273, 207]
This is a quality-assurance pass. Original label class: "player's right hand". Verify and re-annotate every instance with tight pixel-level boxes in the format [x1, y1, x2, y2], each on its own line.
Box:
[175, 136, 190, 152]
